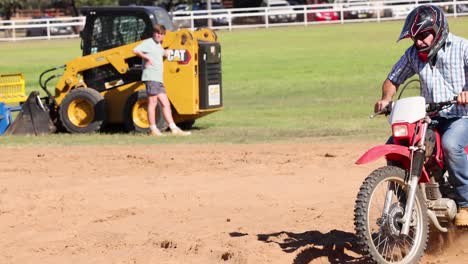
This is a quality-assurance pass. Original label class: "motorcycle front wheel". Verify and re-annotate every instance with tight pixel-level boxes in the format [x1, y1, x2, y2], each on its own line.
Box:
[354, 166, 429, 264]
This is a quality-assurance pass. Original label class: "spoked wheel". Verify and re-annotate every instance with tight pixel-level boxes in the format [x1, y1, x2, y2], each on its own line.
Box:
[354, 166, 428, 264]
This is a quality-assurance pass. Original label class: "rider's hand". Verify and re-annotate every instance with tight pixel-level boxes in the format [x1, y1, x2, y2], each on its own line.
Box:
[457, 91, 468, 105]
[374, 99, 391, 113]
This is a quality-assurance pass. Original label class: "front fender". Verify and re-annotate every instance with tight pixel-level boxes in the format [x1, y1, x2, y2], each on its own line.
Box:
[356, 144, 410, 165]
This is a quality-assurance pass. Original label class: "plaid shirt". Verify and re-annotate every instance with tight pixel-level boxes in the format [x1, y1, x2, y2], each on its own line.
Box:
[388, 33, 468, 118]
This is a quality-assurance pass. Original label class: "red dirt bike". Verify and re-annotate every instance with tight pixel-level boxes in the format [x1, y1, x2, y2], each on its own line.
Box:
[353, 95, 468, 264]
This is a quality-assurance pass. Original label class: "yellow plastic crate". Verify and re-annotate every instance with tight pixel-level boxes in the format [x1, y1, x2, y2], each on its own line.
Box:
[0, 73, 27, 104]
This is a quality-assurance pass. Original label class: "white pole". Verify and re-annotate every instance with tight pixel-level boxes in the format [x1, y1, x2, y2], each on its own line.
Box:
[207, 0, 212, 28]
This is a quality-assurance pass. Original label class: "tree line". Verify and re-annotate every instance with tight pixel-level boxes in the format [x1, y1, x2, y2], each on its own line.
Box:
[0, 0, 192, 19]
[1, 0, 310, 20]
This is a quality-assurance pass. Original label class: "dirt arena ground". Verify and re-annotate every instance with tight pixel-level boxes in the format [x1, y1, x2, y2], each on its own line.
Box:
[1, 143, 467, 264]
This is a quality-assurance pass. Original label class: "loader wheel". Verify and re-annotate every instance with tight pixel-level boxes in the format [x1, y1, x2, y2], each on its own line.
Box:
[124, 90, 165, 133]
[177, 120, 195, 130]
[59, 88, 106, 133]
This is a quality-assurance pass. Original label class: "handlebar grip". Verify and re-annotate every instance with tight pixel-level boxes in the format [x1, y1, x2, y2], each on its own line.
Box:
[370, 102, 392, 118]
[426, 96, 458, 112]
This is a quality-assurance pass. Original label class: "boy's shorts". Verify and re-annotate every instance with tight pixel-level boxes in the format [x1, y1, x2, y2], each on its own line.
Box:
[144, 81, 166, 96]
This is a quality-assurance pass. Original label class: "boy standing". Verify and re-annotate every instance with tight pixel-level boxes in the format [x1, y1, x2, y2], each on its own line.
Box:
[133, 24, 191, 136]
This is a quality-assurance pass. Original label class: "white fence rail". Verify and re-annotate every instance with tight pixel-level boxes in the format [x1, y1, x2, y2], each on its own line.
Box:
[171, 0, 468, 30]
[0, 16, 85, 41]
[1, 1, 467, 42]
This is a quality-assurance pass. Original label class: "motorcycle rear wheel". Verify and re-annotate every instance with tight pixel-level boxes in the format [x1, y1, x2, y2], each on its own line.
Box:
[354, 166, 429, 264]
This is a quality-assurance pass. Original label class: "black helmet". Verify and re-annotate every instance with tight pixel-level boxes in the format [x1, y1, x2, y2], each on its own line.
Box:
[398, 5, 449, 62]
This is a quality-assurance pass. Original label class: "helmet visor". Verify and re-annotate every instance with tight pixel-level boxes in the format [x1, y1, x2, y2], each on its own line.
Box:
[398, 9, 417, 41]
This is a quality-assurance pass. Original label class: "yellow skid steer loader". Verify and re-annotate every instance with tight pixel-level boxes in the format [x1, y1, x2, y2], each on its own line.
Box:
[3, 6, 223, 135]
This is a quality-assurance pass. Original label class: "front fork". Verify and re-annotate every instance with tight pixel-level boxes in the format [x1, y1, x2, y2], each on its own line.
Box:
[401, 149, 425, 235]
[385, 122, 428, 236]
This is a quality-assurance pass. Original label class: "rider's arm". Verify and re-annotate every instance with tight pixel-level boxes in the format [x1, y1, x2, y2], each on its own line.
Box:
[376, 49, 415, 113]
[375, 79, 400, 113]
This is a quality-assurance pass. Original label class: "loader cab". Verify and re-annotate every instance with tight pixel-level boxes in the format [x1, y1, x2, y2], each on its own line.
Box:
[79, 6, 174, 91]
[80, 6, 175, 56]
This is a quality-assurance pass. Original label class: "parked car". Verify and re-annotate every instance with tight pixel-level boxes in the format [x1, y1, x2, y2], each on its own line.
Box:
[340, 0, 374, 19]
[306, 1, 339, 22]
[195, 3, 229, 27]
[171, 4, 192, 28]
[171, 3, 229, 28]
[262, 0, 298, 23]
[445, 2, 468, 13]
[380, 0, 412, 18]
[26, 16, 74, 37]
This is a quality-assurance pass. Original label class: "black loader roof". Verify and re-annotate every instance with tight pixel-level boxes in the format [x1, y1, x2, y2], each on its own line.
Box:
[80, 6, 175, 31]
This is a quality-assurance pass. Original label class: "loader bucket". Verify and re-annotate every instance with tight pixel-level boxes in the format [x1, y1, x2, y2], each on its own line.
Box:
[5, 91, 55, 135]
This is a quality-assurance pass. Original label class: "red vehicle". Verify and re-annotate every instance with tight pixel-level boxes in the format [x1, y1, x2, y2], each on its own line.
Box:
[307, 8, 339, 21]
[306, 3, 339, 22]
[354, 95, 468, 264]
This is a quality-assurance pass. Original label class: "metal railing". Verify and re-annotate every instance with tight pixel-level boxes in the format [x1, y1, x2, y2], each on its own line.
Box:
[1, 1, 467, 41]
[0, 16, 85, 41]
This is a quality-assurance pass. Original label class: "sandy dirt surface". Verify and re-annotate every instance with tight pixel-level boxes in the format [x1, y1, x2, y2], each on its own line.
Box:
[1, 143, 467, 264]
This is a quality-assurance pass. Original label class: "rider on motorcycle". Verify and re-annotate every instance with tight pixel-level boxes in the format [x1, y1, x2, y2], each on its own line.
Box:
[374, 5, 468, 226]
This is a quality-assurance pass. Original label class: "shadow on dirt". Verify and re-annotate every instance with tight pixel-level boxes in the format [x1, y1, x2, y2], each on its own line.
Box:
[257, 229, 373, 264]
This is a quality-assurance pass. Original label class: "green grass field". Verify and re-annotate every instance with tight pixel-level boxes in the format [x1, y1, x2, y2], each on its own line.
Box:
[1, 17, 468, 145]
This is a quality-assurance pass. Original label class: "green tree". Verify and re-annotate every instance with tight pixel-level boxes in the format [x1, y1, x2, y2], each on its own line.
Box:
[0, 0, 21, 19]
[1, 0, 192, 19]
[0, 0, 121, 19]
[77, 0, 118, 6]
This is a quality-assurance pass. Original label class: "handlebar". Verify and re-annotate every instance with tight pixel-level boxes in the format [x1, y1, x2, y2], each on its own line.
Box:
[369, 102, 392, 118]
[426, 96, 458, 113]
[370, 96, 458, 119]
